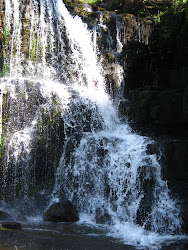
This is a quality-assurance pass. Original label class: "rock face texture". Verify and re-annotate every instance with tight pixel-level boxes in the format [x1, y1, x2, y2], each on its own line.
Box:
[43, 201, 79, 223]
[64, 1, 188, 233]
[122, 8, 188, 137]
[0, 210, 12, 221]
[1, 222, 22, 230]
[63, 1, 188, 137]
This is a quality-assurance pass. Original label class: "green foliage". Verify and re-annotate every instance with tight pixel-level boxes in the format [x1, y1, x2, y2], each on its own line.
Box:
[172, 0, 188, 10]
[149, 0, 188, 68]
[29, 38, 37, 61]
[147, 0, 187, 23]
[93, 0, 188, 17]
[173, 0, 187, 5]
[79, 0, 100, 3]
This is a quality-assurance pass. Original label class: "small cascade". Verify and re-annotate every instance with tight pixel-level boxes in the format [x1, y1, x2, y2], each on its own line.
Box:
[9, 0, 22, 77]
[0, 0, 186, 247]
[93, 12, 125, 100]
[116, 16, 123, 53]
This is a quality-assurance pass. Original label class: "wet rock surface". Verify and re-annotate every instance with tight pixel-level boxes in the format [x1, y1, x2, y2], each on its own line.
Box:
[127, 89, 187, 134]
[0, 211, 13, 221]
[95, 208, 111, 225]
[0, 225, 135, 250]
[43, 200, 79, 223]
[1, 222, 22, 230]
[0, 222, 187, 249]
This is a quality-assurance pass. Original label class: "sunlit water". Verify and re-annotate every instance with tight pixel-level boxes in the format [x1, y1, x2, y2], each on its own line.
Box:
[0, 0, 187, 248]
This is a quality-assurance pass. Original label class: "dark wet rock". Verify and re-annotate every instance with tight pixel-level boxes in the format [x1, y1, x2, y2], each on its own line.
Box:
[43, 201, 79, 223]
[167, 180, 188, 235]
[0, 211, 13, 221]
[64, 132, 82, 164]
[96, 208, 111, 225]
[161, 140, 188, 182]
[146, 142, 160, 155]
[126, 89, 188, 136]
[184, 221, 188, 234]
[1, 222, 22, 230]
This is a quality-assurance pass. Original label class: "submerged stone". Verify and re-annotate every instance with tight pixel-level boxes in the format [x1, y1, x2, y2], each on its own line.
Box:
[43, 201, 79, 223]
[1, 222, 22, 230]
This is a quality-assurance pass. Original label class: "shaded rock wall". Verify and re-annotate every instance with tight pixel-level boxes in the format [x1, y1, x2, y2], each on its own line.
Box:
[123, 4, 188, 137]
[69, 1, 188, 227]
[116, 4, 188, 211]
[0, 79, 65, 211]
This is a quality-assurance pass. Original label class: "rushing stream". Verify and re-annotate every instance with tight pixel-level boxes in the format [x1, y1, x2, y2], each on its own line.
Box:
[0, 0, 187, 248]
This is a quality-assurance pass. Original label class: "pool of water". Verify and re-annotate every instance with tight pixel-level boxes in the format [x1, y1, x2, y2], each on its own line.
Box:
[0, 221, 188, 250]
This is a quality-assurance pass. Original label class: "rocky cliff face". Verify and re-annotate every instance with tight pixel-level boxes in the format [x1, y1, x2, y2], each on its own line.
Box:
[63, 1, 188, 137]
[63, 0, 188, 232]
[125, 8, 188, 137]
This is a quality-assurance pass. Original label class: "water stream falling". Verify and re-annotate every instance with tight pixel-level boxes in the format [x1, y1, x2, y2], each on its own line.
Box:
[0, 0, 187, 248]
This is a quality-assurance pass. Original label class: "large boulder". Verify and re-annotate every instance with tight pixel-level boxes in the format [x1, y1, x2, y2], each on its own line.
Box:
[43, 201, 79, 223]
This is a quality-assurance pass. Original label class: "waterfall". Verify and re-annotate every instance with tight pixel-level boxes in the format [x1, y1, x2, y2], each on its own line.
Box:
[0, 0, 186, 247]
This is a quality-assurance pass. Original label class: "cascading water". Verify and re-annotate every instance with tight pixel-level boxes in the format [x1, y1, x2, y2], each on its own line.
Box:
[0, 0, 187, 248]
